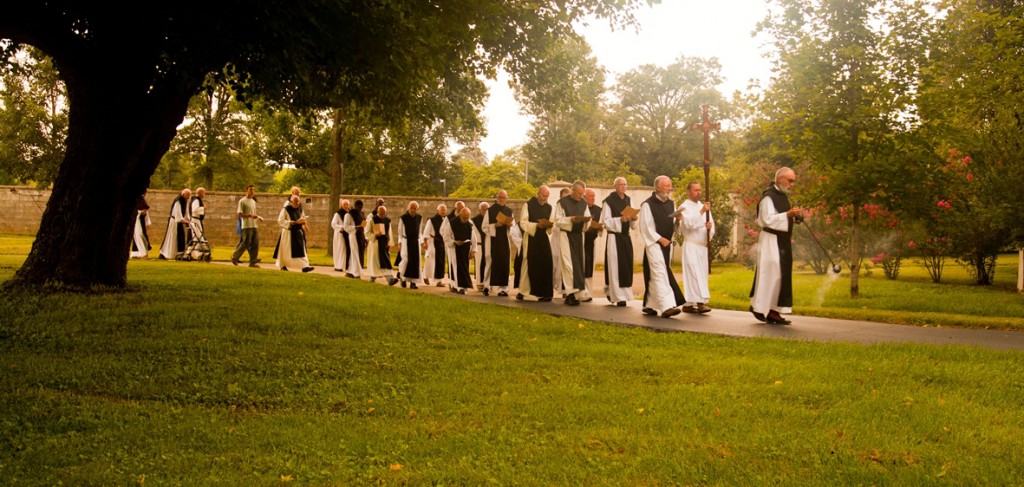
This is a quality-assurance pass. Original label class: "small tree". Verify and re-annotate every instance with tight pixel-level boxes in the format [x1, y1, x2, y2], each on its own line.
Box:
[450, 155, 535, 200]
[0, 47, 66, 186]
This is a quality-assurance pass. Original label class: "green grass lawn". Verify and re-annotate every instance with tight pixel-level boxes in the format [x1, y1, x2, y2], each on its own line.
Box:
[708, 256, 1024, 330]
[4, 233, 1023, 331]
[1, 239, 1023, 484]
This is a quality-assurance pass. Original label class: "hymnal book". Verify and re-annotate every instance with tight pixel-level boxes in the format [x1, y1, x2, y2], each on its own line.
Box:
[374, 223, 386, 234]
[495, 211, 512, 226]
[620, 206, 640, 219]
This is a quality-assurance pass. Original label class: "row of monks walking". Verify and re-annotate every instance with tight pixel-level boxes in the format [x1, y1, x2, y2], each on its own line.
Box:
[140, 168, 802, 324]
[130, 187, 208, 261]
[328, 176, 722, 319]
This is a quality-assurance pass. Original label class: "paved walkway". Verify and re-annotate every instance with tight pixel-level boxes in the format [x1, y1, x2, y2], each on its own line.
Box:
[227, 262, 1024, 352]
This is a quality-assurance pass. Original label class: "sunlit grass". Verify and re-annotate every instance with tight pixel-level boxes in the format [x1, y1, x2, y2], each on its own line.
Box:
[1, 257, 1023, 484]
[710, 256, 1024, 330]
[3, 233, 1022, 330]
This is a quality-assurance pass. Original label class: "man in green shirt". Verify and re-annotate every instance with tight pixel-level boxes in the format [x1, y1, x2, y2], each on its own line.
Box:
[231, 184, 262, 267]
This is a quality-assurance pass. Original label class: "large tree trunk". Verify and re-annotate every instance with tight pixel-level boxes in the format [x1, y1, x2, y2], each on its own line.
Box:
[12, 68, 195, 290]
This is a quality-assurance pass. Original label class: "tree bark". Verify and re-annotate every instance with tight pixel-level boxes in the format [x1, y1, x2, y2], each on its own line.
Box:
[12, 67, 195, 290]
[849, 205, 861, 298]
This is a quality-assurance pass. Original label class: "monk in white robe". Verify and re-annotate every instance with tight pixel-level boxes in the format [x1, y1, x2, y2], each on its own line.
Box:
[367, 205, 398, 285]
[601, 177, 637, 306]
[471, 202, 490, 290]
[677, 182, 715, 313]
[482, 191, 514, 297]
[516, 186, 555, 301]
[396, 201, 423, 288]
[750, 167, 804, 325]
[276, 195, 314, 272]
[331, 199, 352, 272]
[130, 193, 152, 259]
[638, 176, 684, 318]
[422, 204, 448, 287]
[582, 188, 602, 302]
[442, 207, 478, 293]
[509, 218, 523, 293]
[159, 188, 192, 260]
[553, 181, 591, 306]
[190, 187, 206, 234]
[550, 187, 570, 295]
[341, 204, 364, 278]
[444, 201, 466, 290]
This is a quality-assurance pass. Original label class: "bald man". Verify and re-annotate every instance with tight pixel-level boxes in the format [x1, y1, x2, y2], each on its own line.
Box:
[516, 185, 555, 301]
[638, 176, 684, 318]
[275, 195, 314, 272]
[750, 167, 804, 325]
[553, 181, 591, 306]
[601, 177, 637, 306]
[423, 204, 449, 286]
[482, 190, 514, 296]
[397, 201, 423, 289]
[443, 207, 477, 293]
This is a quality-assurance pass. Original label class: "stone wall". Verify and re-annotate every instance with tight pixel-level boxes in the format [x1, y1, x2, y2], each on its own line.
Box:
[0, 184, 741, 266]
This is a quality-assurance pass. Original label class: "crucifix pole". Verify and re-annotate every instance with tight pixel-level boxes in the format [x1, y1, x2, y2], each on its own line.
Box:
[689, 104, 720, 273]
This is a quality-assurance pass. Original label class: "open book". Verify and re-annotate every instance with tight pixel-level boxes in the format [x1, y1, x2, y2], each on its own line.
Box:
[374, 223, 386, 235]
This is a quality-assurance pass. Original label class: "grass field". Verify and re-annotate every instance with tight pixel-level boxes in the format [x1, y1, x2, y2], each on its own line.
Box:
[1, 234, 1024, 484]
[5, 233, 1022, 330]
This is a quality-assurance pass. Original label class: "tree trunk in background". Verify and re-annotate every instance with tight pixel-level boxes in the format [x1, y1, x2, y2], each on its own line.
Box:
[12, 68, 194, 289]
[848, 206, 861, 298]
[1017, 248, 1023, 292]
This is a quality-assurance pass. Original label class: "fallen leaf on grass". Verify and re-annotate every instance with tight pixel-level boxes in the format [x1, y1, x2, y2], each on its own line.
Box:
[280, 474, 293, 482]
[636, 408, 645, 414]
[390, 464, 403, 471]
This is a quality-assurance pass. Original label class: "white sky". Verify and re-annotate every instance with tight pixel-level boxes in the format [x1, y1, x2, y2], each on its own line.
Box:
[475, 0, 774, 159]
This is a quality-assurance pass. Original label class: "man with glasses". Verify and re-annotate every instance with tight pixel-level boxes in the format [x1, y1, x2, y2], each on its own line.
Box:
[749, 167, 805, 324]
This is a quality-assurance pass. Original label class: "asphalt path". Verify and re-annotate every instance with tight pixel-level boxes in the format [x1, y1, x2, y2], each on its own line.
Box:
[226, 261, 1024, 352]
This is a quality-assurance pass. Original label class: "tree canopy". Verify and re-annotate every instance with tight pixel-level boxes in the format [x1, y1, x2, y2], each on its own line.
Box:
[0, 0, 647, 289]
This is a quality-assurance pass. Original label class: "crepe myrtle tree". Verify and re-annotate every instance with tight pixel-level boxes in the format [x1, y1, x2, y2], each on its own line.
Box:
[0, 0, 645, 289]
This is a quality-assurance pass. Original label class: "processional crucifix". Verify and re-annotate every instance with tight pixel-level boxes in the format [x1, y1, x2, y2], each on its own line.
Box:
[688, 104, 720, 273]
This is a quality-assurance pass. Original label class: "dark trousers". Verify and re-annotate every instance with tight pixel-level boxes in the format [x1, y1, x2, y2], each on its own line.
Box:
[232, 228, 259, 263]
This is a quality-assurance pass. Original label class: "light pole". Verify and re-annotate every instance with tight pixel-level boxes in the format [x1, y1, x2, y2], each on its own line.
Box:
[439, 178, 446, 197]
